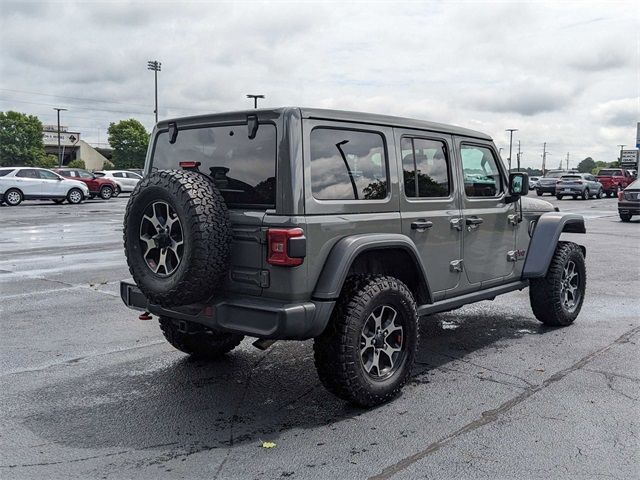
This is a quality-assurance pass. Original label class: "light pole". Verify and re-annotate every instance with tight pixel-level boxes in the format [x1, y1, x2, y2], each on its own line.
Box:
[566, 152, 570, 170]
[53, 107, 67, 167]
[617, 144, 625, 165]
[246, 94, 264, 109]
[517, 140, 521, 171]
[147, 60, 161, 123]
[506, 129, 518, 172]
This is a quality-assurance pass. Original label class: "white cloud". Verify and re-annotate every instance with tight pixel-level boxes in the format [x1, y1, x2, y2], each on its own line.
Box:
[0, 0, 638, 167]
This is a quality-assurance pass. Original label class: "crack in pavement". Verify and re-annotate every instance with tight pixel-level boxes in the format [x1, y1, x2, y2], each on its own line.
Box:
[212, 346, 277, 480]
[369, 325, 640, 480]
[0, 341, 166, 377]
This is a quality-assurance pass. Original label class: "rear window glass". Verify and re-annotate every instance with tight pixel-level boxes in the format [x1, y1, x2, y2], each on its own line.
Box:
[561, 175, 581, 179]
[152, 124, 277, 208]
[310, 128, 387, 201]
[545, 171, 567, 178]
[0, 169, 13, 177]
[598, 169, 622, 176]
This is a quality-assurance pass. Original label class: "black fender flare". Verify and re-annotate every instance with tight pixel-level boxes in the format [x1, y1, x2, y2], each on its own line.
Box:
[522, 212, 586, 279]
[312, 233, 431, 301]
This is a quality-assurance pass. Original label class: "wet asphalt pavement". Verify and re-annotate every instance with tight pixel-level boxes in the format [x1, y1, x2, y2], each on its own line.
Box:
[0, 194, 638, 480]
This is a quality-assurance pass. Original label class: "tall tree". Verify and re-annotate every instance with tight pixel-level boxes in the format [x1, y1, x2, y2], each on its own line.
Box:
[0, 111, 45, 167]
[107, 119, 149, 169]
[577, 157, 596, 173]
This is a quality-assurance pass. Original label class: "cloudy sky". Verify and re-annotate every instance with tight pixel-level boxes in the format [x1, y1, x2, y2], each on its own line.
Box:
[0, 0, 637, 168]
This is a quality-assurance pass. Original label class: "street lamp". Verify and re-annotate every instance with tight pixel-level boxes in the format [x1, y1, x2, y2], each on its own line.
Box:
[53, 107, 67, 167]
[506, 129, 518, 172]
[246, 94, 264, 109]
[147, 60, 161, 123]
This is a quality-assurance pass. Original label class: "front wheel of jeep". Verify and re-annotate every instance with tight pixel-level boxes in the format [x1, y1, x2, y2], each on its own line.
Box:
[529, 241, 586, 327]
[313, 275, 418, 407]
[159, 317, 244, 359]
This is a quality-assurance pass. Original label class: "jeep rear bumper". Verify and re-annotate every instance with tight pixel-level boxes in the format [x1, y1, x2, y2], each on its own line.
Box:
[120, 280, 335, 340]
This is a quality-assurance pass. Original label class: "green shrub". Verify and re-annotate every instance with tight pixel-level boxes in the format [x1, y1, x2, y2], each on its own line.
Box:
[34, 154, 58, 168]
[68, 159, 86, 169]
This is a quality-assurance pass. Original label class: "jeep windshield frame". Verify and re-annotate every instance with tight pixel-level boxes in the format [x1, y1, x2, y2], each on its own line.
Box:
[149, 121, 277, 209]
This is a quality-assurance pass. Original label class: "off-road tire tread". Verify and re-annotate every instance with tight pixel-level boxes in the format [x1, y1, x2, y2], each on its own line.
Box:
[529, 241, 585, 326]
[619, 213, 632, 222]
[124, 170, 231, 306]
[313, 275, 418, 407]
[159, 317, 243, 359]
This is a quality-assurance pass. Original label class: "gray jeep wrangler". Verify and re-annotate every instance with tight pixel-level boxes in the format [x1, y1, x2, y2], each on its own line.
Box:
[121, 108, 586, 407]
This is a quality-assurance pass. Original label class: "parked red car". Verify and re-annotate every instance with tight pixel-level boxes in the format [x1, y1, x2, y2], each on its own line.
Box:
[595, 168, 634, 197]
[53, 168, 118, 200]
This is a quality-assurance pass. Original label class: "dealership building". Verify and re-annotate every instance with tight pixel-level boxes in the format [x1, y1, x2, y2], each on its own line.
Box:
[42, 125, 112, 171]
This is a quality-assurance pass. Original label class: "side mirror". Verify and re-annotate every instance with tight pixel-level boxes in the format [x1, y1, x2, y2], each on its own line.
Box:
[507, 172, 528, 202]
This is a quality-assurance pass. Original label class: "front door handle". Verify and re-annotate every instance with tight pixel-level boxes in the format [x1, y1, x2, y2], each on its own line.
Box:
[411, 220, 434, 232]
[466, 217, 484, 226]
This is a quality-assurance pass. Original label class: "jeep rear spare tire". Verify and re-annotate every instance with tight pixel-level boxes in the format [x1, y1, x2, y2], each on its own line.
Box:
[124, 170, 231, 307]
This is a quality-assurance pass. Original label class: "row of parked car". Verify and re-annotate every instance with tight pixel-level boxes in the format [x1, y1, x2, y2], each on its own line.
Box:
[0, 167, 143, 206]
[529, 168, 636, 200]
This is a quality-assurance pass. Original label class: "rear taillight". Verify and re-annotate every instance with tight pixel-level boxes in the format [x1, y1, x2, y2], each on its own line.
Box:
[179, 161, 201, 169]
[267, 228, 305, 266]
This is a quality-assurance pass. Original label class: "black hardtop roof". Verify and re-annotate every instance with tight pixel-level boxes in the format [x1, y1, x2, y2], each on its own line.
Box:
[158, 107, 492, 141]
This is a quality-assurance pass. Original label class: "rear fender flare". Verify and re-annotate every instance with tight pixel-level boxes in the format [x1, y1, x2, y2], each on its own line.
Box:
[312, 233, 431, 301]
[522, 212, 586, 278]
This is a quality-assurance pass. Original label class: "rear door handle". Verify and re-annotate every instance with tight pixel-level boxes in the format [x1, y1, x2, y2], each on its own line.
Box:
[466, 217, 484, 225]
[411, 220, 434, 231]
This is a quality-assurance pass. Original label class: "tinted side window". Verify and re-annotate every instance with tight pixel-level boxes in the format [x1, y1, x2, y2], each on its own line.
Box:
[78, 170, 93, 179]
[460, 145, 503, 197]
[0, 169, 14, 177]
[16, 169, 37, 178]
[38, 170, 59, 180]
[310, 128, 387, 200]
[401, 137, 450, 198]
[126, 172, 141, 179]
[112, 172, 124, 178]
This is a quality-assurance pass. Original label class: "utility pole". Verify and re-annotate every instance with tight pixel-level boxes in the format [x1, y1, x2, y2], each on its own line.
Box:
[566, 152, 570, 170]
[617, 144, 625, 165]
[246, 94, 265, 109]
[541, 142, 548, 176]
[506, 129, 518, 172]
[517, 140, 521, 171]
[53, 107, 67, 167]
[147, 60, 161, 123]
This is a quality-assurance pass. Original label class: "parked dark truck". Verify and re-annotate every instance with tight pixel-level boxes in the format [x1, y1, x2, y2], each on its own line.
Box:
[596, 168, 634, 197]
[120, 108, 587, 406]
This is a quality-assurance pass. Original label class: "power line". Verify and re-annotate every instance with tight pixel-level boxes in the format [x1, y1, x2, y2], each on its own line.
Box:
[0, 87, 212, 114]
[0, 97, 154, 116]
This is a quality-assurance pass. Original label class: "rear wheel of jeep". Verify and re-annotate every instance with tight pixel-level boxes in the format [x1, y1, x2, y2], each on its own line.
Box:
[620, 213, 632, 222]
[124, 170, 232, 307]
[529, 241, 585, 327]
[314, 275, 418, 407]
[159, 317, 243, 359]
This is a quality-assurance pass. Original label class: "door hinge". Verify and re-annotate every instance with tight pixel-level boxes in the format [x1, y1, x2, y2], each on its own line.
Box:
[507, 214, 519, 226]
[507, 251, 517, 262]
[450, 217, 463, 231]
[449, 259, 464, 272]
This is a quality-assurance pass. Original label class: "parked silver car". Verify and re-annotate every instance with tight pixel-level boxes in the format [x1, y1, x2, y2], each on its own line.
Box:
[555, 173, 604, 200]
[0, 167, 90, 206]
[94, 170, 142, 194]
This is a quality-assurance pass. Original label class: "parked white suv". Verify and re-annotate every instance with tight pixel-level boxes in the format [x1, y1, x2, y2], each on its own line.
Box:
[0, 167, 90, 206]
[94, 170, 142, 194]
